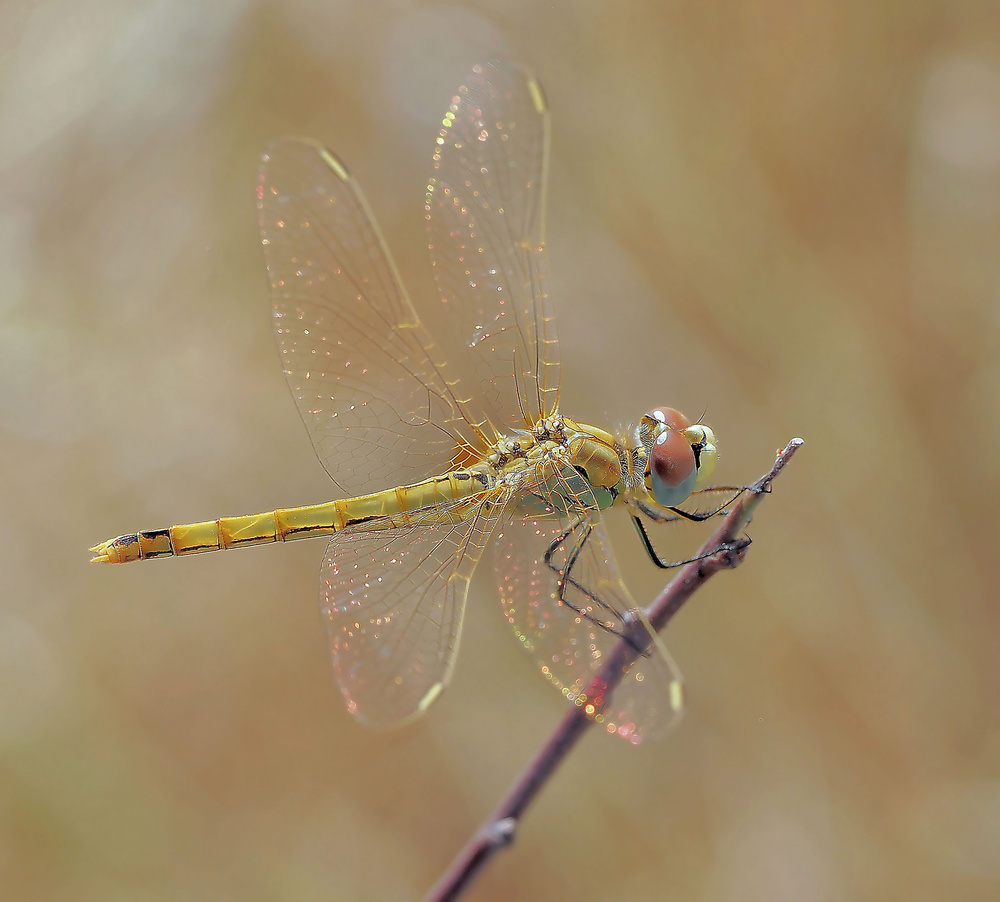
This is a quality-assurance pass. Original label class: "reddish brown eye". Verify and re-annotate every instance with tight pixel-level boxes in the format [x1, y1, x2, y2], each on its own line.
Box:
[641, 406, 704, 505]
[646, 418, 700, 507]
[650, 428, 696, 490]
[646, 407, 690, 431]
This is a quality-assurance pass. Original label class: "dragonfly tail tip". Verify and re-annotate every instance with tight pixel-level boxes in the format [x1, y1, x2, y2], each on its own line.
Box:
[89, 542, 113, 563]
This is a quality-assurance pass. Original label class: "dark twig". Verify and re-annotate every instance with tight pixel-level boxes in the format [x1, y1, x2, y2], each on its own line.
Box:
[421, 438, 804, 902]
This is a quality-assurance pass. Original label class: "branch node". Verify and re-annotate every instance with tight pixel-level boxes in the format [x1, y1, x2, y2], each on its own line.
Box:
[486, 818, 517, 849]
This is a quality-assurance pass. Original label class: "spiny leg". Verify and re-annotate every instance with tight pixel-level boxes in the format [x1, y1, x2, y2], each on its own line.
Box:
[671, 486, 747, 521]
[630, 514, 750, 570]
[634, 487, 746, 528]
[542, 517, 601, 613]
[540, 517, 656, 657]
[542, 517, 627, 637]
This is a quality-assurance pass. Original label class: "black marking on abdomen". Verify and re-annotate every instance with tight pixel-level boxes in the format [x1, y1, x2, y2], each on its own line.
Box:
[141, 528, 174, 558]
[282, 523, 331, 538]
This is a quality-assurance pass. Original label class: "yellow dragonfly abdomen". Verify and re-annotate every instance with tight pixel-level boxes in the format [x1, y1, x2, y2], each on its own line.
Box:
[90, 467, 493, 563]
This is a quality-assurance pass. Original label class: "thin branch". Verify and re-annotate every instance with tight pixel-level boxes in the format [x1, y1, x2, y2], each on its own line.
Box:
[421, 437, 804, 902]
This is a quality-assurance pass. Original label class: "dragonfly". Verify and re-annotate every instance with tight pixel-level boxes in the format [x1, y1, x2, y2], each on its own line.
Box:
[91, 60, 728, 744]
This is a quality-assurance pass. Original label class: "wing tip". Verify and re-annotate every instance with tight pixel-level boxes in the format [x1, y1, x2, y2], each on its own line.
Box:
[318, 147, 352, 182]
[527, 74, 548, 116]
[259, 138, 353, 184]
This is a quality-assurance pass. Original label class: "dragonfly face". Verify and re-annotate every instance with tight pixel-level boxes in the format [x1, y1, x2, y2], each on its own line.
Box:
[636, 407, 718, 508]
[92, 61, 727, 743]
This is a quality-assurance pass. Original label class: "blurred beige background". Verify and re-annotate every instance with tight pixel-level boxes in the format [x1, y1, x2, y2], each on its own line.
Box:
[3, 1, 999, 900]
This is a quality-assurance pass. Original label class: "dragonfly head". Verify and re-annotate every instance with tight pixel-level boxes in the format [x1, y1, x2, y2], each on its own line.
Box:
[638, 408, 717, 507]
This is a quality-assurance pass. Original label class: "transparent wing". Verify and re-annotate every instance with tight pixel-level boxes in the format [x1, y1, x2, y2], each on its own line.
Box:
[321, 501, 500, 728]
[426, 59, 558, 434]
[258, 138, 488, 497]
[494, 470, 684, 743]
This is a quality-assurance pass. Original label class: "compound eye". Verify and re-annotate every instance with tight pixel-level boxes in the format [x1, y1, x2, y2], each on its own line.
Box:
[645, 407, 690, 431]
[648, 427, 698, 507]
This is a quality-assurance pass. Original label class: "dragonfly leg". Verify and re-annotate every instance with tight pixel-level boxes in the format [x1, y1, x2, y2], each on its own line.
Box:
[636, 487, 746, 525]
[630, 514, 752, 570]
[667, 506, 717, 523]
[542, 518, 639, 645]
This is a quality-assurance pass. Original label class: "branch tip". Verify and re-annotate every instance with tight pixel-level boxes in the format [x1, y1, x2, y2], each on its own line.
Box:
[421, 437, 803, 902]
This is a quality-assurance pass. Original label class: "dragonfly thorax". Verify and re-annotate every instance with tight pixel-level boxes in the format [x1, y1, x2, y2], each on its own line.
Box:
[485, 414, 625, 507]
[488, 413, 568, 472]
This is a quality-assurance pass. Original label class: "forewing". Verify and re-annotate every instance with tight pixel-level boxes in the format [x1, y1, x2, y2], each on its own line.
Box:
[426, 60, 558, 433]
[494, 474, 684, 743]
[321, 504, 498, 728]
[258, 139, 486, 496]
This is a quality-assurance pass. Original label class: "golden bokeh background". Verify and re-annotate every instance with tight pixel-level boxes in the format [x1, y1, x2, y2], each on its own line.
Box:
[3, 1, 999, 899]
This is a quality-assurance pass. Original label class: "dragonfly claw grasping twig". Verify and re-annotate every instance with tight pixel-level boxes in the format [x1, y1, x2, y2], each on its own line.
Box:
[421, 437, 804, 902]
